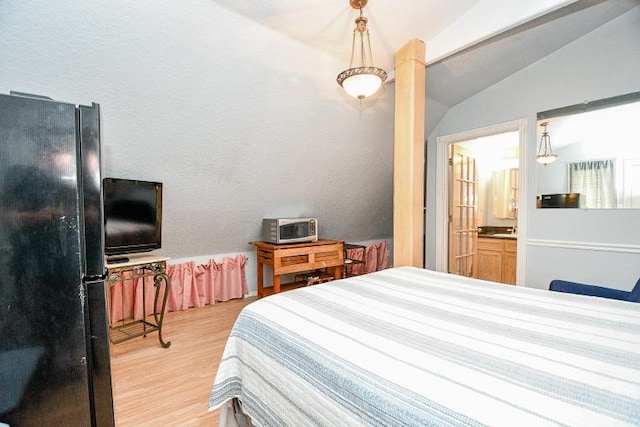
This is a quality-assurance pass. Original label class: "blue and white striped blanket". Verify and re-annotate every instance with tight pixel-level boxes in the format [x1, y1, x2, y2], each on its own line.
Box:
[209, 267, 640, 426]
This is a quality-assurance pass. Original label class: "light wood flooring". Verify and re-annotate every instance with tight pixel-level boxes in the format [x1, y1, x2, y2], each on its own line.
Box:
[110, 296, 256, 426]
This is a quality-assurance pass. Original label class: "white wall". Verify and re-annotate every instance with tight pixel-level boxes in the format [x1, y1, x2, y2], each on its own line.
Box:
[426, 6, 640, 290]
[0, 0, 395, 293]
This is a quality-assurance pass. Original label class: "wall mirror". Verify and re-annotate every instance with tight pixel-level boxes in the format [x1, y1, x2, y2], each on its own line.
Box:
[536, 91, 640, 209]
[453, 132, 519, 227]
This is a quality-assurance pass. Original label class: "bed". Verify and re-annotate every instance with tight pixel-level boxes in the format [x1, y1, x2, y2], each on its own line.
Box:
[209, 266, 640, 426]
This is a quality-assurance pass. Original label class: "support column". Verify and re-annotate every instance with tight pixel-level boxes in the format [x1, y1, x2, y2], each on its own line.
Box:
[394, 39, 426, 267]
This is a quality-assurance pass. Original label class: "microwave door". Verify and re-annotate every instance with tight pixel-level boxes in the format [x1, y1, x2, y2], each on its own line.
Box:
[295, 223, 310, 238]
[280, 223, 297, 240]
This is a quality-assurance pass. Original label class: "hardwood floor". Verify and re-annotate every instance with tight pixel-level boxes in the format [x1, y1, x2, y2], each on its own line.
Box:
[110, 296, 256, 426]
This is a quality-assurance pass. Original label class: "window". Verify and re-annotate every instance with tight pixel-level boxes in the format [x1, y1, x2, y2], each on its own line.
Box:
[568, 159, 616, 208]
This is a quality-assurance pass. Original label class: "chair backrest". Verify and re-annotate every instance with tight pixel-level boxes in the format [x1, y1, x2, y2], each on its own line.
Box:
[629, 278, 640, 302]
[549, 279, 638, 302]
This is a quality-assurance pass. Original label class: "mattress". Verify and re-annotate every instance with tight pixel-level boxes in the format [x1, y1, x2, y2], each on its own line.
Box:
[209, 266, 640, 426]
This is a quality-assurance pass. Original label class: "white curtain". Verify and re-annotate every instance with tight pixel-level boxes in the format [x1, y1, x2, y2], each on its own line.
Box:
[568, 159, 616, 208]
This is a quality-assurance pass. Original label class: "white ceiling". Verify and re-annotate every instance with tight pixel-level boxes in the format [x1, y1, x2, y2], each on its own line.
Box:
[211, 0, 482, 71]
[211, 0, 638, 128]
[209, 0, 595, 70]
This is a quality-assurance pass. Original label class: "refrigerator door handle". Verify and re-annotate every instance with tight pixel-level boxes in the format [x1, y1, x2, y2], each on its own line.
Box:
[78, 103, 106, 277]
[84, 273, 108, 282]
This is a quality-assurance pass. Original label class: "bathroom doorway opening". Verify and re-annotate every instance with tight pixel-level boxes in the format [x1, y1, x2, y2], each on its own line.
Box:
[435, 119, 528, 285]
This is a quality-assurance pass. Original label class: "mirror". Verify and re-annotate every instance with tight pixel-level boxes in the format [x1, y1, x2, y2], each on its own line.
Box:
[455, 131, 519, 227]
[536, 93, 640, 209]
[493, 168, 518, 219]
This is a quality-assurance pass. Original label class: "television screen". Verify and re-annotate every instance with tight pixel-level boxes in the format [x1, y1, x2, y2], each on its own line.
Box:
[103, 178, 162, 261]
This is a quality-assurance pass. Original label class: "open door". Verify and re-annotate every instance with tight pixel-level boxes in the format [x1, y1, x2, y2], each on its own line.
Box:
[448, 144, 478, 277]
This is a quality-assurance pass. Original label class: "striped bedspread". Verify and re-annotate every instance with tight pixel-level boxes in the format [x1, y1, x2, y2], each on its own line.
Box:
[209, 267, 640, 426]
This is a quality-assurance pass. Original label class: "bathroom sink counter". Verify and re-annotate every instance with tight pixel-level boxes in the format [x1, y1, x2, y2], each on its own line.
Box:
[483, 233, 517, 239]
[477, 226, 517, 240]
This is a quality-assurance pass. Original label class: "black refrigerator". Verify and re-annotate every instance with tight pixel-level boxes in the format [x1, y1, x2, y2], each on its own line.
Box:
[0, 93, 114, 426]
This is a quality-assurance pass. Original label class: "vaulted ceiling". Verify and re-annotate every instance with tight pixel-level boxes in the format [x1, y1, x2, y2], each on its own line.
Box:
[212, 0, 638, 133]
[425, 0, 638, 132]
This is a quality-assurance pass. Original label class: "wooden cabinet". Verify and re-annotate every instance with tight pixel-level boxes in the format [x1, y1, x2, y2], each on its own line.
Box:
[477, 238, 502, 283]
[502, 240, 517, 285]
[476, 237, 516, 285]
[250, 239, 344, 297]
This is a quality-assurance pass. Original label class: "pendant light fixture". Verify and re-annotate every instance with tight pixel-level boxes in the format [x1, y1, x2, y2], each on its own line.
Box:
[536, 122, 558, 165]
[336, 0, 387, 103]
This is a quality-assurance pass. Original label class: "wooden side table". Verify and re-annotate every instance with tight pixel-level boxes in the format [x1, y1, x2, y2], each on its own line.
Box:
[250, 239, 344, 297]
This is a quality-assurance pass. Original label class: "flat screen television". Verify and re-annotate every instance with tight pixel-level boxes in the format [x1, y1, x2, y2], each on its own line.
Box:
[103, 178, 163, 263]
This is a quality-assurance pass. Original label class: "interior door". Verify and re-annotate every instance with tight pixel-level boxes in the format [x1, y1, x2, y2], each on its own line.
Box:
[448, 144, 478, 277]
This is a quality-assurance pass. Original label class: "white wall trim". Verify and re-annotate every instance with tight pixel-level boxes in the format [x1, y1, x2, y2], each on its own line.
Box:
[435, 118, 529, 285]
[527, 239, 640, 254]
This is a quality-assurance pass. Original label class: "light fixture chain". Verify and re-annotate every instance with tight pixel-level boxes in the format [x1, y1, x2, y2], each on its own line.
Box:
[365, 28, 374, 66]
[359, 28, 366, 66]
[349, 30, 357, 69]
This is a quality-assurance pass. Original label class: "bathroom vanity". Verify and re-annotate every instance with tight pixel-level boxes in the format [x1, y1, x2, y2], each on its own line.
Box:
[476, 229, 517, 285]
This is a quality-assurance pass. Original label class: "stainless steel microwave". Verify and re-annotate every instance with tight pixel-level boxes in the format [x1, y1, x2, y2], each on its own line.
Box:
[262, 218, 318, 244]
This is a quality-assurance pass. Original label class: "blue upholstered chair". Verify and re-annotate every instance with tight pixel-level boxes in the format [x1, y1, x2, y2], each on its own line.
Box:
[549, 278, 640, 302]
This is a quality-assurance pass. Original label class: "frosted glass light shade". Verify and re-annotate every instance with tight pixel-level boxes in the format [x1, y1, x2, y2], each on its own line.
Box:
[536, 153, 558, 164]
[337, 66, 387, 102]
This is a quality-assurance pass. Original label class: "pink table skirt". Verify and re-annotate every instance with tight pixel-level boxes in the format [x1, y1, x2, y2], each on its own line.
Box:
[345, 241, 389, 277]
[107, 255, 247, 324]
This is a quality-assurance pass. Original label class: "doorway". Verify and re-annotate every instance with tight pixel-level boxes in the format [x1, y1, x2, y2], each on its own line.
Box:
[435, 119, 528, 285]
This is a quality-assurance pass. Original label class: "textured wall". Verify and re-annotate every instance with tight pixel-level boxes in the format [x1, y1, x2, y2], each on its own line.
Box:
[0, 0, 394, 261]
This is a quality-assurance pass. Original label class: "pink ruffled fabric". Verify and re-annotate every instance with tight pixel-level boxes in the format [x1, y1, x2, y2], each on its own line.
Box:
[345, 241, 389, 277]
[168, 261, 199, 311]
[107, 255, 248, 324]
[212, 256, 248, 302]
[108, 271, 167, 324]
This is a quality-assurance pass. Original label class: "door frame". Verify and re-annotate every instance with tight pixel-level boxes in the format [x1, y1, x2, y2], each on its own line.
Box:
[435, 118, 529, 285]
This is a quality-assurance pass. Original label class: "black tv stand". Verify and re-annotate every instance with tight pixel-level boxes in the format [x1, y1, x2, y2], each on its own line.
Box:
[107, 255, 130, 264]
